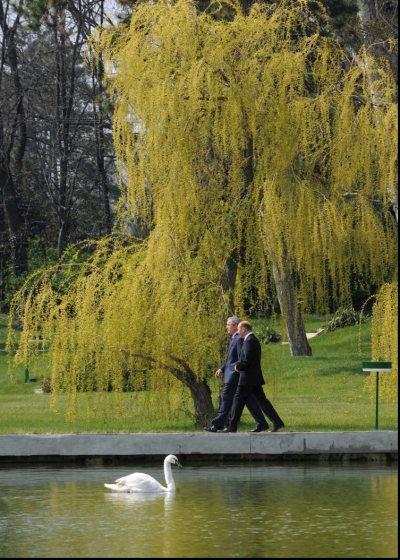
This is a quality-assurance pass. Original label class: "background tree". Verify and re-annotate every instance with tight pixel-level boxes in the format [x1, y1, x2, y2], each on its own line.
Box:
[9, 0, 397, 425]
[0, 0, 29, 281]
[355, 0, 398, 84]
[23, 0, 118, 259]
[0, 0, 119, 310]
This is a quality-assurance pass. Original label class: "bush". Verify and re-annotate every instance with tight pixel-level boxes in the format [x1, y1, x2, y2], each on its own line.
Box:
[321, 306, 370, 333]
[254, 325, 282, 344]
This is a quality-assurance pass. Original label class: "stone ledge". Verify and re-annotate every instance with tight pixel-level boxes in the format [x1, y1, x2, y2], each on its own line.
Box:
[0, 431, 397, 463]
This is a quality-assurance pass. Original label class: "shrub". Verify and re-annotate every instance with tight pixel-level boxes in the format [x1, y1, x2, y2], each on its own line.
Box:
[255, 325, 282, 344]
[322, 306, 370, 333]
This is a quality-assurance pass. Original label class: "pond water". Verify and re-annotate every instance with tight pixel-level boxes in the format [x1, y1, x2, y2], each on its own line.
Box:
[0, 461, 397, 558]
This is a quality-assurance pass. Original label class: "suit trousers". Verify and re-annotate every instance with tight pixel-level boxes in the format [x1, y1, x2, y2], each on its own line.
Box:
[228, 384, 284, 431]
[211, 382, 267, 429]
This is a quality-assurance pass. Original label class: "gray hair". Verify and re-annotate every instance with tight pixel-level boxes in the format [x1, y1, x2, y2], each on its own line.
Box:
[228, 316, 241, 326]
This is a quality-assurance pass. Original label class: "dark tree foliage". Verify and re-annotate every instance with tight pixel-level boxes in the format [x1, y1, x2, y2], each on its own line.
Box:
[0, 0, 119, 309]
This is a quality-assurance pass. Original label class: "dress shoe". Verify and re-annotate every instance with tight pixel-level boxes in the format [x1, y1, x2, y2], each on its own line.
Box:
[217, 427, 237, 433]
[270, 423, 285, 433]
[204, 426, 219, 433]
[250, 425, 269, 433]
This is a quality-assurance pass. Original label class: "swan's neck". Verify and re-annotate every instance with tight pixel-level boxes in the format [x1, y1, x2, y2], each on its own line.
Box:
[164, 461, 176, 492]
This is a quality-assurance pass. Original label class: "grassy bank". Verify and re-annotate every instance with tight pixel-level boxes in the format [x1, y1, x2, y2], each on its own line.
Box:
[0, 314, 397, 434]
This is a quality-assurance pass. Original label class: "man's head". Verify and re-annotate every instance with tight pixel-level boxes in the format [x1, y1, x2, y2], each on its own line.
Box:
[226, 316, 241, 335]
[238, 321, 252, 338]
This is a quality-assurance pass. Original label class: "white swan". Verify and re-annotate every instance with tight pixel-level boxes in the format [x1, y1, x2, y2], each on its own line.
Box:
[104, 454, 182, 493]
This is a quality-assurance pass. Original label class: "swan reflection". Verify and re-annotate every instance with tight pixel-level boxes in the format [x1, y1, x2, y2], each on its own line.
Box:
[104, 489, 176, 508]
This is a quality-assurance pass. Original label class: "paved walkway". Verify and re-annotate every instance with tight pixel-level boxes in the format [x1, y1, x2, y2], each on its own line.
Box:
[0, 431, 397, 464]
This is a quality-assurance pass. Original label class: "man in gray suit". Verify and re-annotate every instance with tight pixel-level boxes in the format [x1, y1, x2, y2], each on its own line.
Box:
[218, 320, 285, 433]
[204, 316, 269, 433]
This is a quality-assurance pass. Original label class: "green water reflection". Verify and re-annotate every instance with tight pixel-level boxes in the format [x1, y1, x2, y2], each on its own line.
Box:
[0, 462, 397, 558]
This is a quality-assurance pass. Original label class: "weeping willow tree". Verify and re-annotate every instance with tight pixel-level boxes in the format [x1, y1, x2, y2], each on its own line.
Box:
[8, 0, 397, 424]
[364, 282, 398, 402]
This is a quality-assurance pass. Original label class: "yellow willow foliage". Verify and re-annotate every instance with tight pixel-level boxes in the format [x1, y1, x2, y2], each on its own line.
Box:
[8, 235, 225, 420]
[91, 0, 397, 306]
[364, 283, 398, 403]
[9, 0, 398, 420]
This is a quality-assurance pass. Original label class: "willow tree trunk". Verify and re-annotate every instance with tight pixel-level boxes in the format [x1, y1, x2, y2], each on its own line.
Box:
[219, 136, 255, 314]
[184, 377, 215, 425]
[221, 253, 238, 315]
[272, 256, 312, 356]
[167, 355, 215, 425]
[121, 350, 215, 425]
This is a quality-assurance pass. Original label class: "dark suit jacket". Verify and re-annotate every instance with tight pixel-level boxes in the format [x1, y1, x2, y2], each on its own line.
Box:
[220, 332, 243, 385]
[235, 333, 265, 386]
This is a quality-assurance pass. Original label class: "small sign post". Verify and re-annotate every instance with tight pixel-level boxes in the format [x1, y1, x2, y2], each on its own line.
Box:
[362, 361, 392, 430]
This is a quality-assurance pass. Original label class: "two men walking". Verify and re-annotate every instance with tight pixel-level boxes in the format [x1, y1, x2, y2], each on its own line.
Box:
[205, 318, 285, 434]
[204, 316, 269, 433]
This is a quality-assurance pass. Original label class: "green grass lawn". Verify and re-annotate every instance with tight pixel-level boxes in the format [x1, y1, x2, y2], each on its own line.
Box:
[0, 314, 397, 434]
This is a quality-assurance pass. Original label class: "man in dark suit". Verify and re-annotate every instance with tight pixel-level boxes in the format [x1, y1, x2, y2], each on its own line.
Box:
[218, 320, 285, 433]
[204, 316, 269, 433]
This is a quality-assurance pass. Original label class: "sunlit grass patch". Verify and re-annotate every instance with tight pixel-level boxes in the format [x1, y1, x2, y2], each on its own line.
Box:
[0, 318, 397, 433]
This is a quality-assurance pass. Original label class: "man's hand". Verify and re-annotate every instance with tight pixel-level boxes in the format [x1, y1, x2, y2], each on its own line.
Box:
[215, 369, 223, 378]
